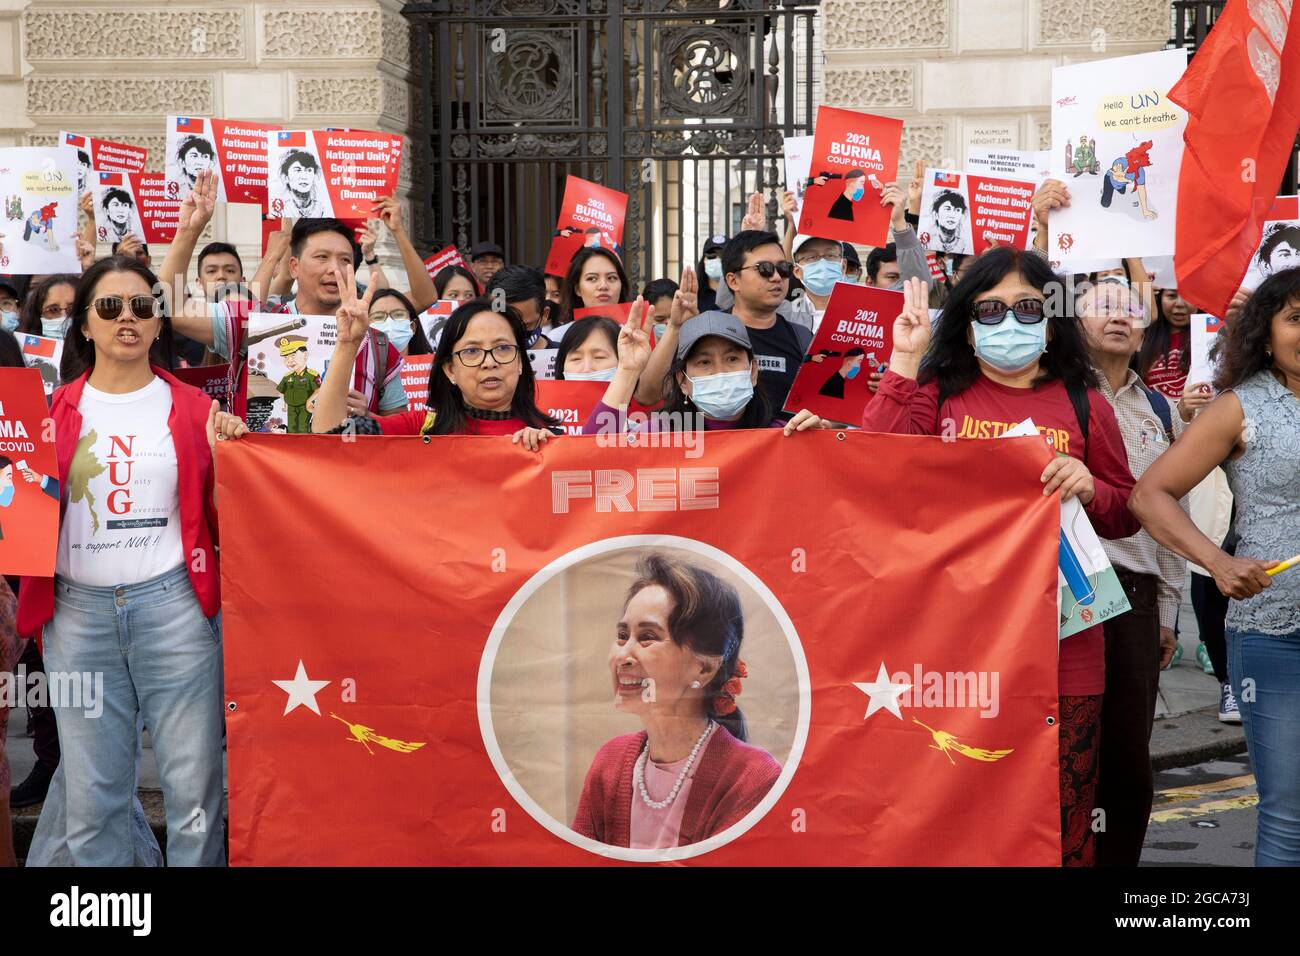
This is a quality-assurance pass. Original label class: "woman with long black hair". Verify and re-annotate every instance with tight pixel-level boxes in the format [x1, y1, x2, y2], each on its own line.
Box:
[862, 248, 1139, 866]
[556, 248, 632, 328]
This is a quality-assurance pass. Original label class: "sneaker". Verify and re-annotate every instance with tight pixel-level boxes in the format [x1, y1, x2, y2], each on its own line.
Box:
[9, 762, 54, 809]
[1196, 641, 1216, 675]
[1164, 641, 1183, 670]
[1219, 682, 1242, 723]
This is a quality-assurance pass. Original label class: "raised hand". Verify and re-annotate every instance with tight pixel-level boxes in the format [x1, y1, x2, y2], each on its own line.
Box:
[1225, 287, 1250, 324]
[266, 216, 293, 263]
[333, 261, 378, 348]
[740, 191, 766, 232]
[371, 195, 405, 236]
[880, 181, 907, 229]
[79, 192, 94, 218]
[116, 234, 145, 260]
[357, 221, 379, 262]
[177, 169, 218, 234]
[617, 296, 654, 373]
[906, 159, 924, 215]
[1032, 179, 1070, 228]
[669, 265, 699, 328]
[780, 189, 797, 219]
[888, 277, 931, 377]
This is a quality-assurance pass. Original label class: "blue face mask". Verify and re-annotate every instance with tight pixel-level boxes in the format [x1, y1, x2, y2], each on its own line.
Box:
[845, 363, 862, 380]
[375, 318, 414, 353]
[703, 258, 723, 281]
[1, 311, 17, 333]
[564, 366, 617, 383]
[41, 318, 67, 340]
[0, 485, 13, 508]
[799, 259, 843, 297]
[688, 369, 754, 420]
[851, 186, 865, 202]
[972, 314, 1047, 373]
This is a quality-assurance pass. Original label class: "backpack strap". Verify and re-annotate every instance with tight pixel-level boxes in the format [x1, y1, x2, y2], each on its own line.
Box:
[1138, 380, 1175, 445]
[366, 329, 391, 413]
[1065, 379, 1090, 460]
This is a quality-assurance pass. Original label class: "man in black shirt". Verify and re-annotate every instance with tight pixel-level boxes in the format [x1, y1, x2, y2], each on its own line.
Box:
[720, 230, 813, 419]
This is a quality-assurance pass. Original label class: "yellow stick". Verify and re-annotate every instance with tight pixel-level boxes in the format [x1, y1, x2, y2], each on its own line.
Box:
[1266, 554, 1300, 577]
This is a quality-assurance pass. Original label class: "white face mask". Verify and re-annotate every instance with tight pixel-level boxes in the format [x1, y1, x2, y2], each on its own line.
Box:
[704, 258, 724, 281]
[41, 317, 68, 340]
[563, 366, 617, 382]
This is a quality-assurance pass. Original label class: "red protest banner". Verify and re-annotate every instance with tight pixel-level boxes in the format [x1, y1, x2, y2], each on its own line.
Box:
[784, 284, 900, 422]
[796, 107, 903, 247]
[60, 130, 147, 176]
[0, 368, 60, 576]
[210, 119, 282, 206]
[544, 176, 629, 277]
[535, 380, 605, 434]
[400, 354, 435, 410]
[217, 429, 1061, 865]
[266, 129, 403, 220]
[132, 173, 179, 245]
[173, 363, 232, 412]
[424, 244, 466, 278]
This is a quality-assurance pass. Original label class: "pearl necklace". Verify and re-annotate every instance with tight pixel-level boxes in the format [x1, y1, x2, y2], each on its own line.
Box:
[635, 720, 715, 810]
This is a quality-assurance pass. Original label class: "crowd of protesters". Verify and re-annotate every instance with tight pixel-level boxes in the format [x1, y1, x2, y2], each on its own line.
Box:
[0, 152, 1296, 870]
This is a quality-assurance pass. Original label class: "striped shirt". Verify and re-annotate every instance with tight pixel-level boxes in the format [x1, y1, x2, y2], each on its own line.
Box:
[1094, 367, 1188, 628]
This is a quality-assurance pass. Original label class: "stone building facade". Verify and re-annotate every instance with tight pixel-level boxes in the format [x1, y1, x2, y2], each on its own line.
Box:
[0, 0, 420, 268]
[1, 0, 1176, 268]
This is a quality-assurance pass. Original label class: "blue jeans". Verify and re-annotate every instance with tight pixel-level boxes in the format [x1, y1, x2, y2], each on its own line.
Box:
[40, 565, 226, 866]
[1228, 626, 1300, 866]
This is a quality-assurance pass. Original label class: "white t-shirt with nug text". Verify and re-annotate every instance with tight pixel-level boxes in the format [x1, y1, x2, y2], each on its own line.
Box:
[55, 376, 185, 586]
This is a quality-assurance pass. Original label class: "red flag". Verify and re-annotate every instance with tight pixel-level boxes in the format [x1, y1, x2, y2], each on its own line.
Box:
[217, 431, 1062, 866]
[20, 335, 56, 359]
[64, 132, 86, 147]
[1169, 0, 1300, 316]
[276, 130, 306, 148]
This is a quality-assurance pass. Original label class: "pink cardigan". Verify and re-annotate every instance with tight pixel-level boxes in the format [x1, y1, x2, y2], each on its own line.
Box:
[573, 726, 781, 847]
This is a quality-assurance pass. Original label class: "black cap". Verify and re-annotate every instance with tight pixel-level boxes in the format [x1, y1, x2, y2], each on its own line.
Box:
[841, 242, 861, 267]
[702, 234, 729, 255]
[470, 241, 504, 260]
[0, 276, 19, 298]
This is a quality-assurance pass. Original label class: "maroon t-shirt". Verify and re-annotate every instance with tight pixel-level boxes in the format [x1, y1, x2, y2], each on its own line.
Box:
[862, 370, 1139, 696]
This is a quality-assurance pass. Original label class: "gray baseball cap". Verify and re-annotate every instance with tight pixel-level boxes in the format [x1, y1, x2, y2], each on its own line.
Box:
[676, 310, 752, 359]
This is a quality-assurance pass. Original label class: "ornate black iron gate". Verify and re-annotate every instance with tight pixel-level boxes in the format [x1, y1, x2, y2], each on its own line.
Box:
[403, 0, 820, 286]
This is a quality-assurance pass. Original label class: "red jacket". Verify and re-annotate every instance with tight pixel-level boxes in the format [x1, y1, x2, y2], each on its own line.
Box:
[17, 367, 221, 641]
[572, 727, 781, 847]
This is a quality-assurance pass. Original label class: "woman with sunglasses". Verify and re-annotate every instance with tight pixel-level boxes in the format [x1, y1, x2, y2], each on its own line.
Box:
[15, 255, 248, 867]
[311, 270, 561, 448]
[862, 248, 1139, 867]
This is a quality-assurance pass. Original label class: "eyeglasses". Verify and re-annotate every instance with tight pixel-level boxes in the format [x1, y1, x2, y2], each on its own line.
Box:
[795, 251, 844, 265]
[92, 295, 160, 321]
[41, 305, 70, 319]
[369, 309, 411, 323]
[454, 343, 519, 367]
[971, 298, 1046, 325]
[738, 261, 794, 280]
[0, 297, 18, 312]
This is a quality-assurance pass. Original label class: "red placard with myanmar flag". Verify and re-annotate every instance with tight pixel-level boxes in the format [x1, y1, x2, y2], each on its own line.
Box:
[796, 106, 903, 247]
[59, 131, 147, 189]
[0, 367, 60, 576]
[266, 129, 403, 221]
[783, 283, 900, 423]
[92, 172, 178, 246]
[217, 429, 1062, 866]
[543, 176, 629, 277]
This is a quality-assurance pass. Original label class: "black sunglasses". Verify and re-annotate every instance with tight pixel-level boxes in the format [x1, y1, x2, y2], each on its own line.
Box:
[971, 298, 1045, 325]
[739, 260, 794, 280]
[92, 295, 160, 321]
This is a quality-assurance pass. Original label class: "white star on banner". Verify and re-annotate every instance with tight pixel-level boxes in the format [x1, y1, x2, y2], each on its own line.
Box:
[272, 660, 331, 716]
[852, 663, 912, 721]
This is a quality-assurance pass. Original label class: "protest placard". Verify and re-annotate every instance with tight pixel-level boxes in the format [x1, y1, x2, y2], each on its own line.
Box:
[400, 354, 435, 411]
[18, 333, 62, 397]
[966, 147, 1050, 183]
[543, 177, 628, 278]
[534, 379, 604, 435]
[267, 129, 404, 221]
[244, 313, 328, 434]
[60, 131, 147, 196]
[0, 367, 60, 576]
[174, 363, 232, 413]
[419, 299, 458, 347]
[1049, 49, 1189, 260]
[424, 244, 466, 278]
[783, 134, 815, 224]
[1002, 419, 1131, 638]
[1242, 196, 1299, 290]
[796, 107, 903, 247]
[783, 284, 899, 422]
[1189, 313, 1225, 388]
[917, 168, 1035, 256]
[0, 146, 81, 275]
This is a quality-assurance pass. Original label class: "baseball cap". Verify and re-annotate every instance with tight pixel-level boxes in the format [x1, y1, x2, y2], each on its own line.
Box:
[792, 234, 843, 259]
[469, 241, 504, 260]
[675, 310, 752, 359]
[701, 234, 728, 255]
[841, 243, 862, 268]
